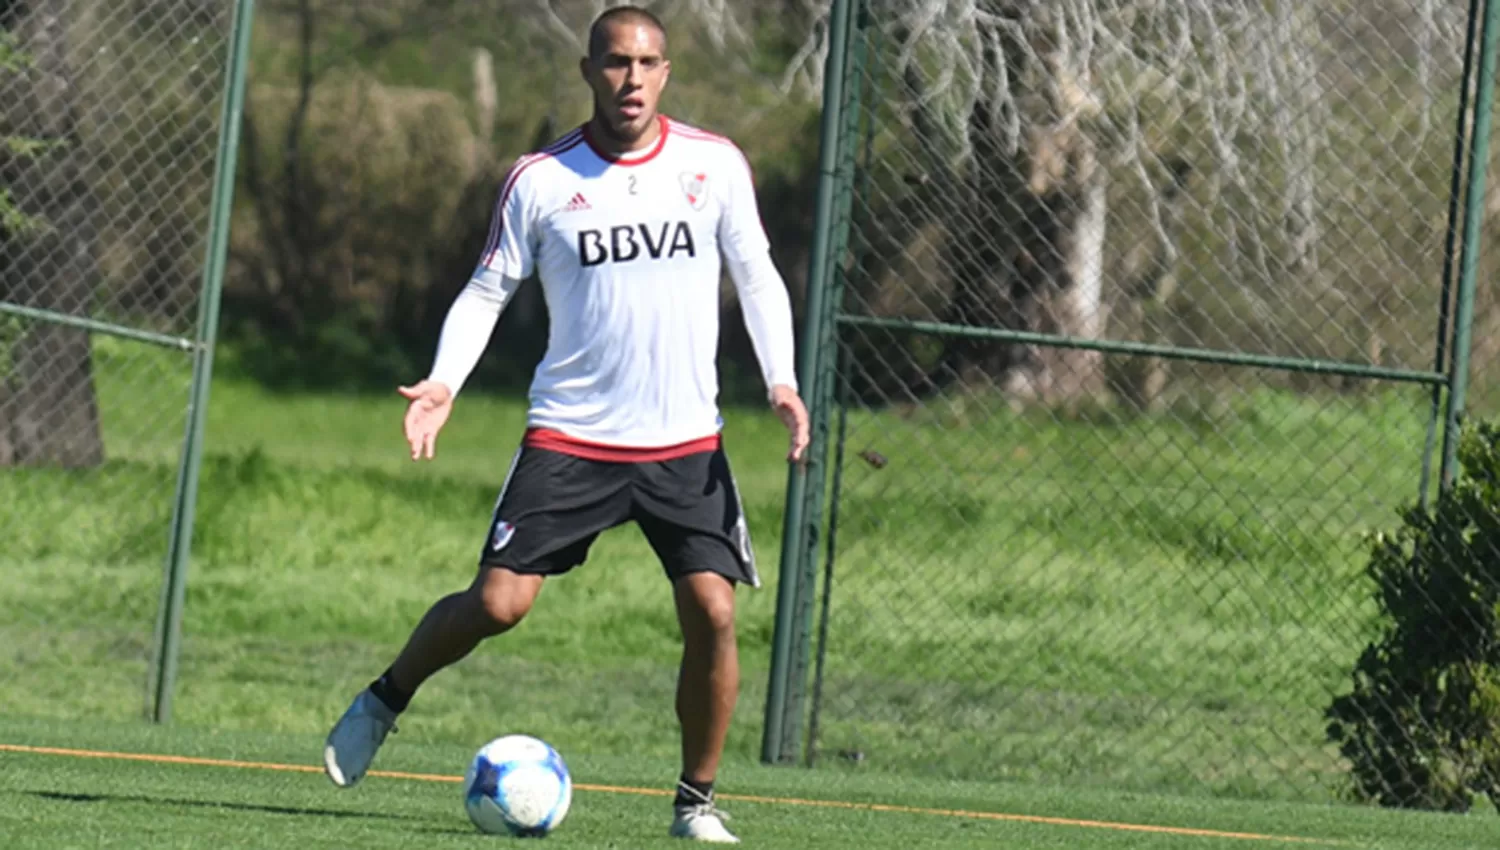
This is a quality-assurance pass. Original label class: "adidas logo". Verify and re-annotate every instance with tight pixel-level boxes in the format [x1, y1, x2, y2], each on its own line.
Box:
[562, 192, 591, 213]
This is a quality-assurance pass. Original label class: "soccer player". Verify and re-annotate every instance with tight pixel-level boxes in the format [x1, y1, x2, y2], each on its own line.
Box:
[321, 6, 809, 844]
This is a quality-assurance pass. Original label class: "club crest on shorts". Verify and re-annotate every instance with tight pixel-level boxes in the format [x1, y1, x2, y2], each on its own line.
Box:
[490, 520, 515, 552]
[680, 172, 708, 211]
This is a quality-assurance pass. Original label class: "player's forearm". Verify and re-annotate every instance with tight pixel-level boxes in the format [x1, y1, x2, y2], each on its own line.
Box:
[729, 252, 799, 395]
[426, 269, 517, 396]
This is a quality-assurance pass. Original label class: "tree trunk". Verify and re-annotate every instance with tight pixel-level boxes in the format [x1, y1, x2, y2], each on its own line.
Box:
[1024, 136, 1107, 406]
[927, 9, 1111, 407]
[1105, 158, 1194, 412]
[929, 21, 1035, 394]
[1, 0, 105, 467]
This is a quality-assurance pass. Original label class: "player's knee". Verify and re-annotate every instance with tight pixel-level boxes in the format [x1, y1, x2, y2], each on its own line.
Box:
[705, 595, 736, 634]
[686, 580, 736, 635]
[468, 575, 537, 635]
[474, 591, 532, 634]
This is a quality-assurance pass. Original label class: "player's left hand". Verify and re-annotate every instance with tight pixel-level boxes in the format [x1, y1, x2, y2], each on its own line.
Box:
[770, 384, 810, 463]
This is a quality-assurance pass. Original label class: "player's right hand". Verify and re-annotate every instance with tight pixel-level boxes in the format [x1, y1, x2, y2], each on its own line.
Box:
[397, 380, 454, 460]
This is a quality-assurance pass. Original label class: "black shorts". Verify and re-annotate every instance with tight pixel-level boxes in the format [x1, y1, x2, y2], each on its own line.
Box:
[477, 444, 759, 586]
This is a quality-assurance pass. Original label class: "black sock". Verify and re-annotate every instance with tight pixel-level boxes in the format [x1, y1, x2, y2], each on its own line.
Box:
[675, 774, 714, 808]
[368, 668, 412, 714]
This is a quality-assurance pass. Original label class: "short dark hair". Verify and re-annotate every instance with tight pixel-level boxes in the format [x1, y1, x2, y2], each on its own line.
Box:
[587, 5, 668, 60]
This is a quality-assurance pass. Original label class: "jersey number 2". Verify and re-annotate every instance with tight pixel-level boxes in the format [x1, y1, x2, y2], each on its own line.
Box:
[628, 175, 638, 195]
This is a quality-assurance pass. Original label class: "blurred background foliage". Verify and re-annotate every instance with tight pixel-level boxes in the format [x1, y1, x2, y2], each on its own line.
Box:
[6, 0, 1500, 411]
[219, 0, 827, 400]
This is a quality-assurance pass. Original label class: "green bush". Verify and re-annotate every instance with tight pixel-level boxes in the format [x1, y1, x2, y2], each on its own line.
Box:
[1325, 420, 1500, 812]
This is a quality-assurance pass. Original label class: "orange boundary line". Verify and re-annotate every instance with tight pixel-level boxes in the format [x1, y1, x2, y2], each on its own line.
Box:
[0, 743, 1345, 846]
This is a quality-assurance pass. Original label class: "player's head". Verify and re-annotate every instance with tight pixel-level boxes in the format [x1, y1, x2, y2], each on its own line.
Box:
[580, 6, 670, 146]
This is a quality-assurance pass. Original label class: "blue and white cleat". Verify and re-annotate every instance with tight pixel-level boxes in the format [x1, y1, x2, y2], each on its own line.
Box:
[323, 688, 398, 788]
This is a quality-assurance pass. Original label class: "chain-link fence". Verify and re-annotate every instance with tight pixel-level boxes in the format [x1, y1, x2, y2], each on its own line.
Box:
[0, 0, 248, 723]
[765, 0, 1500, 804]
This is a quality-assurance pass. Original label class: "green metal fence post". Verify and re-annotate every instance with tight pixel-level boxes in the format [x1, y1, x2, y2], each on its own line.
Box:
[1421, 0, 1483, 508]
[149, 0, 257, 724]
[762, 0, 856, 765]
[805, 6, 876, 765]
[1439, 0, 1500, 492]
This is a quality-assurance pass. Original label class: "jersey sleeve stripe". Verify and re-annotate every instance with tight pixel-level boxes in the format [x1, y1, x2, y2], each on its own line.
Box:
[665, 118, 727, 141]
[666, 120, 754, 175]
[479, 164, 528, 266]
[665, 120, 734, 148]
[480, 132, 584, 267]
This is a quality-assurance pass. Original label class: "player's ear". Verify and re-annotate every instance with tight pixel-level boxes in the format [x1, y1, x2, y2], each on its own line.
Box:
[661, 58, 671, 88]
[578, 55, 591, 84]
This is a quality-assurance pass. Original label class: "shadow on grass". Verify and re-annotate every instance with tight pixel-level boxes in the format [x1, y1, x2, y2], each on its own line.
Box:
[25, 789, 425, 822]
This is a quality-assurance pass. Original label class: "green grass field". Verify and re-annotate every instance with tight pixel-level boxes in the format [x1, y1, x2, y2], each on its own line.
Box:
[3, 717, 1499, 849]
[3, 340, 1499, 846]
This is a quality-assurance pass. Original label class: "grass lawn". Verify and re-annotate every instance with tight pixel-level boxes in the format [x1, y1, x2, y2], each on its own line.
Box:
[3, 716, 1498, 849]
[3, 340, 1497, 846]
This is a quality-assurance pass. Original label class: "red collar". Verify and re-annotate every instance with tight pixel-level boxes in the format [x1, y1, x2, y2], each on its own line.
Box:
[581, 115, 669, 166]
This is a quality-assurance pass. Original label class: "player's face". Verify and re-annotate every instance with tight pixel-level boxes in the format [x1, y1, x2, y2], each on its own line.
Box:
[582, 22, 670, 145]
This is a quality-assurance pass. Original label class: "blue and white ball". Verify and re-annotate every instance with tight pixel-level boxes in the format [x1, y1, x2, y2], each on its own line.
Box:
[463, 734, 572, 836]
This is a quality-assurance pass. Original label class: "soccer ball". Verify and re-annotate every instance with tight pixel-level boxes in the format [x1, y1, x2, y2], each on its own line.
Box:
[463, 734, 573, 836]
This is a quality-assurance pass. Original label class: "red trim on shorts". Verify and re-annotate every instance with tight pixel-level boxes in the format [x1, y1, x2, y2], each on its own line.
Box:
[581, 115, 669, 166]
[523, 427, 720, 463]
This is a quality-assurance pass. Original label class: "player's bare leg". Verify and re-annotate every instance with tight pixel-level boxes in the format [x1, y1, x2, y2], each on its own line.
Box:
[323, 567, 543, 788]
[388, 567, 545, 694]
[675, 571, 737, 780]
[669, 571, 740, 842]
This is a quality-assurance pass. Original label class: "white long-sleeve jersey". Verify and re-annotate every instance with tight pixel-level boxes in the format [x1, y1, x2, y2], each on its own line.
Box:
[427, 116, 798, 458]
